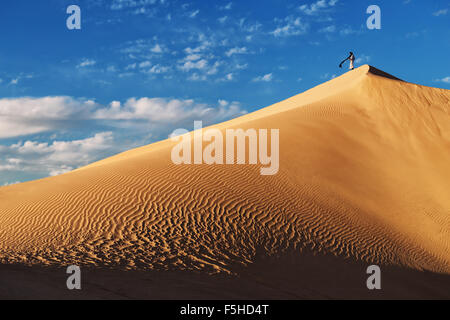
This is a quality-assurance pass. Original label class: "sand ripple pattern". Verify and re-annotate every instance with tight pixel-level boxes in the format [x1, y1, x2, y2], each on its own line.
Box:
[1, 65, 449, 274]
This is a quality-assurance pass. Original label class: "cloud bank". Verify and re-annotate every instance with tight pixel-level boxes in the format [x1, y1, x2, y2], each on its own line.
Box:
[0, 96, 247, 184]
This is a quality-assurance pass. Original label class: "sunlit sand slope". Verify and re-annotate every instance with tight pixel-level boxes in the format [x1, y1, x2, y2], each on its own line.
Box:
[1, 65, 450, 297]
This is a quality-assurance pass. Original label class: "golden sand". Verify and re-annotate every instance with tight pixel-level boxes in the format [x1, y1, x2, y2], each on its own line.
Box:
[1, 65, 449, 298]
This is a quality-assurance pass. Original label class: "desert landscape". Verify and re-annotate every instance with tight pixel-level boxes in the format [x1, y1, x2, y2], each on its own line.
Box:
[0, 65, 449, 299]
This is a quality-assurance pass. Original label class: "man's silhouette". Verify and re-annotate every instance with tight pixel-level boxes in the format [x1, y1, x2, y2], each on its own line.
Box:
[339, 52, 355, 70]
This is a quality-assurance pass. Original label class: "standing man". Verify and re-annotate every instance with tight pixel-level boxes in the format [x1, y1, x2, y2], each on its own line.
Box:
[339, 52, 356, 70]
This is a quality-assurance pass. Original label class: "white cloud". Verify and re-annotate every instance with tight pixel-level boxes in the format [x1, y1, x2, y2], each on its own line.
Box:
[225, 47, 248, 57]
[118, 72, 135, 78]
[7, 74, 33, 86]
[189, 10, 200, 18]
[49, 166, 74, 177]
[183, 54, 202, 62]
[120, 39, 166, 62]
[139, 61, 152, 68]
[218, 16, 228, 24]
[13, 132, 113, 157]
[252, 73, 273, 82]
[93, 98, 245, 123]
[435, 76, 450, 84]
[299, 0, 338, 15]
[2, 181, 20, 186]
[77, 59, 96, 68]
[224, 73, 234, 81]
[107, 65, 118, 72]
[110, 0, 160, 10]
[146, 64, 171, 74]
[178, 59, 208, 72]
[0, 94, 247, 139]
[0, 97, 95, 119]
[184, 43, 209, 54]
[151, 44, 163, 53]
[188, 73, 207, 81]
[340, 26, 359, 36]
[236, 63, 248, 70]
[0, 97, 96, 138]
[217, 73, 234, 82]
[433, 9, 448, 16]
[319, 25, 336, 33]
[0, 164, 16, 171]
[246, 23, 262, 33]
[218, 99, 228, 107]
[271, 17, 309, 37]
[219, 2, 232, 10]
[355, 54, 371, 64]
[206, 61, 221, 75]
[0, 132, 114, 179]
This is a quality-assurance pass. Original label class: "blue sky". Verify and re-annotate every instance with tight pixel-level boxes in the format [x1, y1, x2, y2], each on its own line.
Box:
[0, 0, 449, 185]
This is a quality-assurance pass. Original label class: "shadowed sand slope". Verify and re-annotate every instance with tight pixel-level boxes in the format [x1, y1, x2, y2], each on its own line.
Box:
[1, 65, 450, 299]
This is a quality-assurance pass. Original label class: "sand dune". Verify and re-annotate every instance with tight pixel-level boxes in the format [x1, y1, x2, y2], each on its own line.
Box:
[1, 65, 450, 299]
